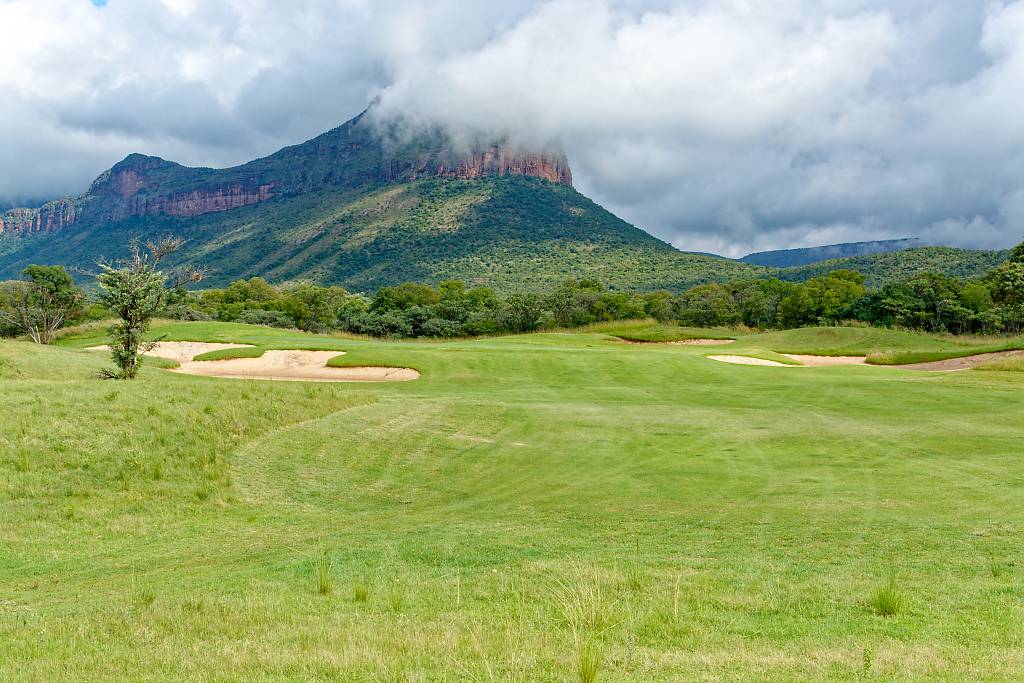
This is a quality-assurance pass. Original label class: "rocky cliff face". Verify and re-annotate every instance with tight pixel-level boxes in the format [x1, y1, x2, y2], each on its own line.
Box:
[0, 107, 572, 236]
[0, 199, 80, 235]
[410, 145, 572, 186]
[98, 171, 275, 222]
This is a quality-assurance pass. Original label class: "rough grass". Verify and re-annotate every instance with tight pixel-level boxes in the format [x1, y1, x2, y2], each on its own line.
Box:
[975, 355, 1024, 372]
[4, 321, 1024, 680]
[587, 319, 740, 342]
[867, 340, 1024, 365]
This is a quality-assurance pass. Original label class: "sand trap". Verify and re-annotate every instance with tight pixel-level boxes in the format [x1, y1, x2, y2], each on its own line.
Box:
[707, 355, 791, 367]
[89, 341, 255, 363]
[673, 339, 736, 346]
[619, 337, 735, 346]
[708, 349, 1024, 371]
[782, 354, 868, 366]
[87, 342, 419, 382]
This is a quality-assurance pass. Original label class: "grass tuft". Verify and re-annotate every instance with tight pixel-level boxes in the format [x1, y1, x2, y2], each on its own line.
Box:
[313, 549, 334, 595]
[353, 578, 370, 603]
[136, 588, 156, 608]
[868, 576, 905, 617]
[577, 639, 602, 683]
[551, 568, 615, 634]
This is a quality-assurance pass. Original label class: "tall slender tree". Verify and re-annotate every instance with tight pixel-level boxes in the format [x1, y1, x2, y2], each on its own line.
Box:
[97, 237, 202, 379]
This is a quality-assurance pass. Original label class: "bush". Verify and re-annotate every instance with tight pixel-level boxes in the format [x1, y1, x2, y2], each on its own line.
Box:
[237, 309, 295, 328]
[420, 317, 462, 337]
[161, 304, 211, 321]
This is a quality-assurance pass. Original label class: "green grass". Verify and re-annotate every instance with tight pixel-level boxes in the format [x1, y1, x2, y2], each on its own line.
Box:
[587, 319, 740, 343]
[3, 321, 1024, 680]
[191, 346, 265, 361]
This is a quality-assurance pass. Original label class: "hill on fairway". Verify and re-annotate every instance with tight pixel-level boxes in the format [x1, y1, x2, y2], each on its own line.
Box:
[0, 108, 761, 291]
[2, 321, 1023, 680]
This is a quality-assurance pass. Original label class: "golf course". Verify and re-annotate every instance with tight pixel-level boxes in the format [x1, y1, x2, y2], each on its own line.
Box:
[2, 320, 1022, 681]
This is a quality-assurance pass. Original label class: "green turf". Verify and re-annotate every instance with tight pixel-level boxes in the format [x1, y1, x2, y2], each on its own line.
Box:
[3, 322, 1024, 681]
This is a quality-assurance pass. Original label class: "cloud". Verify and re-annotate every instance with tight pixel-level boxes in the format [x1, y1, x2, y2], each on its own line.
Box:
[1, 0, 1022, 255]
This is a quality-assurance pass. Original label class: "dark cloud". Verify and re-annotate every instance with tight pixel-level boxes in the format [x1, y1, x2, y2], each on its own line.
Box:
[1, 0, 1022, 255]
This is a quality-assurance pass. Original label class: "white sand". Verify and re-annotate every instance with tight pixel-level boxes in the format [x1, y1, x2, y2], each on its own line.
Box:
[706, 355, 792, 367]
[89, 341, 254, 363]
[87, 342, 419, 382]
[671, 339, 736, 346]
[708, 353, 868, 367]
[781, 354, 868, 366]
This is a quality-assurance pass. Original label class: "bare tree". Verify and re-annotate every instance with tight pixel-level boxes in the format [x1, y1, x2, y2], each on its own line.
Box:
[97, 237, 202, 379]
[0, 265, 84, 344]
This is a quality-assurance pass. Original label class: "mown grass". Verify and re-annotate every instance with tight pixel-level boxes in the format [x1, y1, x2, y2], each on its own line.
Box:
[3, 321, 1023, 680]
[191, 346, 265, 361]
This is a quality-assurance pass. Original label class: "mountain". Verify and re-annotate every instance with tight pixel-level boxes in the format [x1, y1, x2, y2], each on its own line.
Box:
[776, 246, 1009, 287]
[741, 238, 923, 267]
[0, 107, 761, 292]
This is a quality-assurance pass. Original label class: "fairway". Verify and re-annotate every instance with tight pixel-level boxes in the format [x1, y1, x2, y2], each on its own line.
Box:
[2, 322, 1023, 681]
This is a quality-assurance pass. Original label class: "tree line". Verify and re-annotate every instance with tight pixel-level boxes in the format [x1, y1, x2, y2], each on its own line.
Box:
[3, 238, 1024, 348]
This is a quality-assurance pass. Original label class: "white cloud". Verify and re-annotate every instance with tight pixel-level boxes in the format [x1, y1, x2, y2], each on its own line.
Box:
[1, 0, 1022, 255]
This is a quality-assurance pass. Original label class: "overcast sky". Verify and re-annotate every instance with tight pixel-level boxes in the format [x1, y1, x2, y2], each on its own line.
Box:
[1, 0, 1022, 256]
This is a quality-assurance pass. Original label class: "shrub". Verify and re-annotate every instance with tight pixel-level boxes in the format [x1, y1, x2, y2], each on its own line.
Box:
[237, 308, 295, 328]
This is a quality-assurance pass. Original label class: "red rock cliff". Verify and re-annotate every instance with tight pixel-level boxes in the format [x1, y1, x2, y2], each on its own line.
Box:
[429, 146, 572, 187]
[0, 200, 80, 235]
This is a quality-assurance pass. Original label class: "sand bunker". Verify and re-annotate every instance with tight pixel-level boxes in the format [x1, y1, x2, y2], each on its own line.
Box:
[88, 341, 255, 363]
[707, 355, 792, 367]
[619, 337, 734, 346]
[87, 342, 419, 382]
[673, 339, 736, 346]
[782, 354, 868, 366]
[708, 349, 1024, 371]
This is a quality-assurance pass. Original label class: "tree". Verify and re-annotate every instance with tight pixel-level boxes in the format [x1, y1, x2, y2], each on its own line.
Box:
[0, 265, 83, 344]
[677, 284, 740, 327]
[1010, 238, 1024, 264]
[97, 237, 201, 379]
[802, 270, 865, 324]
[988, 260, 1024, 307]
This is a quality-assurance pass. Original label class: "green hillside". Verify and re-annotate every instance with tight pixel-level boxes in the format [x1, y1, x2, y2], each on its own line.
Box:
[777, 246, 1009, 286]
[742, 238, 921, 267]
[0, 176, 763, 292]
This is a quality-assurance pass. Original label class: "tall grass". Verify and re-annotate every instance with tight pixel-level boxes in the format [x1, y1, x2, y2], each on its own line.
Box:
[868, 576, 904, 616]
[313, 549, 333, 595]
[353, 577, 370, 602]
[576, 639, 602, 683]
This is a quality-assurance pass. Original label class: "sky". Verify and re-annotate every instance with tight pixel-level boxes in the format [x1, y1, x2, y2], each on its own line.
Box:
[1, 0, 1022, 256]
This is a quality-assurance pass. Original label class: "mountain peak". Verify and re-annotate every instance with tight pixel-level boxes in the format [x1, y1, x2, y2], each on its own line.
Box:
[1, 104, 572, 236]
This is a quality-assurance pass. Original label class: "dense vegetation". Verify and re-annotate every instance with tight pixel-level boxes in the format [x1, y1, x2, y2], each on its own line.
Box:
[777, 246, 1009, 287]
[158, 238, 1024, 338]
[4, 239, 1023, 342]
[1, 171, 1009, 294]
[0, 176, 766, 292]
